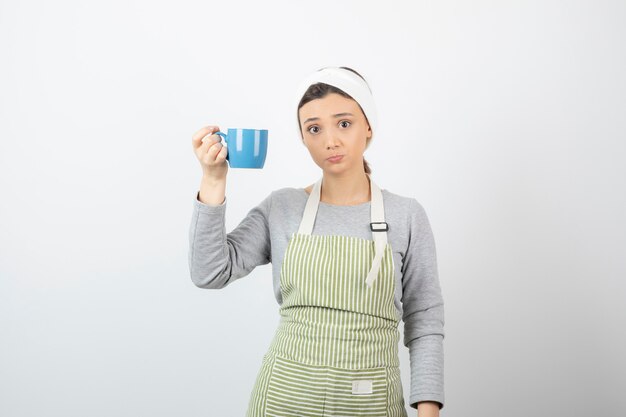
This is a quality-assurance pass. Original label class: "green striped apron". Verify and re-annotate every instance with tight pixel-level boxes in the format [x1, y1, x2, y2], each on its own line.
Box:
[246, 175, 408, 417]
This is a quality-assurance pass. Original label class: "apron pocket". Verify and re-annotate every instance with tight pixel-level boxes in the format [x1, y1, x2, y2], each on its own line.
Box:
[265, 354, 388, 417]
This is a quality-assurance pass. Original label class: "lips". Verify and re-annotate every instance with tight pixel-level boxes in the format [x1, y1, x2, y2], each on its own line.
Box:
[327, 155, 344, 162]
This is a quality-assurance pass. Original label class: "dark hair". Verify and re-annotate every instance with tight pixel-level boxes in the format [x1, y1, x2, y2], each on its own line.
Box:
[297, 66, 373, 175]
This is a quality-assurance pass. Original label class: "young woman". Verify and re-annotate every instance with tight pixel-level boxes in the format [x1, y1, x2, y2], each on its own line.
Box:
[189, 66, 445, 417]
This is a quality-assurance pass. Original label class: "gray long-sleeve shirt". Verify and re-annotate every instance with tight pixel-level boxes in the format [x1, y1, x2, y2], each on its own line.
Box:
[188, 186, 445, 410]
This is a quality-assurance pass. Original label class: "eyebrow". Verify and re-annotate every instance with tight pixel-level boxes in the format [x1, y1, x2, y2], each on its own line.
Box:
[302, 112, 354, 125]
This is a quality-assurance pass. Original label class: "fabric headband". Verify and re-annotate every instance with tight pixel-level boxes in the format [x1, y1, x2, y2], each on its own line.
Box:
[293, 67, 378, 140]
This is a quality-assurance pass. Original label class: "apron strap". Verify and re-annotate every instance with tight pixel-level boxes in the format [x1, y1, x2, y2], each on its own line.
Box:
[297, 177, 323, 235]
[298, 175, 389, 288]
[365, 177, 388, 288]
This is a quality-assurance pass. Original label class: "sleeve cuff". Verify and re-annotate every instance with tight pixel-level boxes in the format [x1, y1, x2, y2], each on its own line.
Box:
[410, 395, 444, 410]
[406, 334, 445, 411]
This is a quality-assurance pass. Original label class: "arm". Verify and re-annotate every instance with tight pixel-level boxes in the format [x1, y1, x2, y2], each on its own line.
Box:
[417, 401, 441, 417]
[188, 189, 273, 288]
[401, 198, 445, 412]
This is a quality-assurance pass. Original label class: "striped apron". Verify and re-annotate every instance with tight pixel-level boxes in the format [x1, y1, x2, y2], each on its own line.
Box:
[246, 175, 408, 417]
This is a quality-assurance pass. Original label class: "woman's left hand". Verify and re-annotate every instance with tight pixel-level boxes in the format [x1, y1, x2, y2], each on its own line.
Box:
[417, 401, 440, 416]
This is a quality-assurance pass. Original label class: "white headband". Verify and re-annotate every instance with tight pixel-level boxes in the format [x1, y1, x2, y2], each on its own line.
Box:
[294, 67, 377, 140]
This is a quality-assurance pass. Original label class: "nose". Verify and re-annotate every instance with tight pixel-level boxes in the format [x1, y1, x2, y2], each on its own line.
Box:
[324, 130, 341, 149]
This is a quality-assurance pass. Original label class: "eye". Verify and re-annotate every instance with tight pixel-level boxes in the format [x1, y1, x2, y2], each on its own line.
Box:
[307, 125, 320, 134]
[339, 120, 351, 128]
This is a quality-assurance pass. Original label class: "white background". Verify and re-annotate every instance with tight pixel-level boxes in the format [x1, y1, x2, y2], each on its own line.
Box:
[1, 0, 624, 416]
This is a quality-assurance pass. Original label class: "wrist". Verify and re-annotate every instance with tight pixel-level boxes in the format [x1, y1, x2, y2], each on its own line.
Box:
[417, 401, 440, 417]
[202, 174, 226, 185]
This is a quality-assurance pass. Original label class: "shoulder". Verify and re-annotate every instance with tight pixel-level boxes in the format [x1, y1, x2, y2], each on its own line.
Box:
[266, 187, 307, 211]
[380, 188, 422, 213]
[272, 186, 306, 201]
[380, 188, 429, 225]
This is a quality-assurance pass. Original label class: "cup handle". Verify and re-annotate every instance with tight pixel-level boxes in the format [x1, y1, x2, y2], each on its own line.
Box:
[213, 131, 229, 161]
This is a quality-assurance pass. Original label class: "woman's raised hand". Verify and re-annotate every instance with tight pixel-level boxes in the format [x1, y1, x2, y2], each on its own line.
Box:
[192, 125, 228, 205]
[192, 125, 228, 180]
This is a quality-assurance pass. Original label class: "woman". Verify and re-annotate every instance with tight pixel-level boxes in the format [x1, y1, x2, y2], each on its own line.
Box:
[189, 66, 445, 417]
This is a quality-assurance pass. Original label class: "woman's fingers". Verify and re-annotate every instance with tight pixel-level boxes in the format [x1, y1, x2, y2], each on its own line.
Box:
[200, 134, 220, 156]
[192, 124, 228, 176]
[215, 141, 228, 163]
[193, 126, 224, 161]
[206, 140, 223, 159]
[192, 125, 220, 150]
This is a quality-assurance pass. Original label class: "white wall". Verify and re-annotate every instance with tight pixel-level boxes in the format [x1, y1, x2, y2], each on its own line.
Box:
[1, 0, 624, 416]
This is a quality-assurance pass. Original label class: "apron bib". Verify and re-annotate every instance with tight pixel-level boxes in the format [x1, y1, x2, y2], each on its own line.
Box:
[246, 175, 408, 417]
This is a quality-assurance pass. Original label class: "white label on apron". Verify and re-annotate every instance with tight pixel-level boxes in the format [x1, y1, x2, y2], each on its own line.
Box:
[352, 379, 373, 394]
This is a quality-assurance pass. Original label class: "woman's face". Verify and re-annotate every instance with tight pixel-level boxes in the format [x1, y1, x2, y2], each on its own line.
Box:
[299, 93, 372, 175]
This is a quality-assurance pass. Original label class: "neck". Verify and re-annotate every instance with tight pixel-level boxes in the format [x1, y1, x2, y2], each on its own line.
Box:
[320, 171, 371, 205]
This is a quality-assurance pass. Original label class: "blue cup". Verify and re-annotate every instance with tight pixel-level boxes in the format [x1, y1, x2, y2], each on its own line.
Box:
[213, 128, 268, 169]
